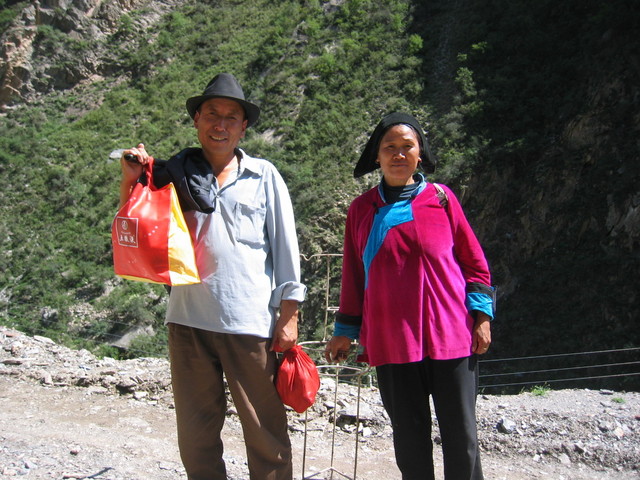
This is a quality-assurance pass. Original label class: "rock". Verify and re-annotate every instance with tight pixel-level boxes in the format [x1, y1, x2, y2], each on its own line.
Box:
[41, 371, 53, 385]
[133, 390, 148, 400]
[2, 357, 28, 365]
[598, 420, 611, 432]
[86, 385, 108, 395]
[558, 453, 571, 465]
[497, 417, 517, 434]
[574, 441, 586, 454]
[612, 426, 625, 440]
[33, 335, 55, 345]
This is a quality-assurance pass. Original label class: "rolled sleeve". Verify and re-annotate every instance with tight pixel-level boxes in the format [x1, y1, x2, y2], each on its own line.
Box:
[265, 163, 307, 308]
[270, 281, 307, 307]
[465, 283, 496, 319]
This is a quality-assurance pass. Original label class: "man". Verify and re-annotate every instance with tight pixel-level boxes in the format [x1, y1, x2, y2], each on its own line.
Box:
[119, 73, 306, 480]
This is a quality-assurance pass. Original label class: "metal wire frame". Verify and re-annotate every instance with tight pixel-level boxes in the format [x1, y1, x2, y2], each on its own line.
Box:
[298, 341, 371, 480]
[299, 253, 343, 342]
[479, 347, 640, 389]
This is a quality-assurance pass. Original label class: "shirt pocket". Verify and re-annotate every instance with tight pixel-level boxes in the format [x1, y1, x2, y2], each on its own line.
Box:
[235, 201, 267, 247]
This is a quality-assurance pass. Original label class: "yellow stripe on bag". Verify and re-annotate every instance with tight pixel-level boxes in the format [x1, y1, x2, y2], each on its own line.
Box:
[117, 274, 169, 285]
[167, 184, 201, 285]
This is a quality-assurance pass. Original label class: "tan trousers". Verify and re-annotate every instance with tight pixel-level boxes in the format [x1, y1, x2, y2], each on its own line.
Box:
[168, 323, 292, 480]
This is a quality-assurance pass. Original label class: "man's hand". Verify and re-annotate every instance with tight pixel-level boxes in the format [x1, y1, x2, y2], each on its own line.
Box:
[119, 143, 150, 207]
[271, 300, 299, 351]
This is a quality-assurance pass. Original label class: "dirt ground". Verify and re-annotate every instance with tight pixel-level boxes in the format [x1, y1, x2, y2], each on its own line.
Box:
[1, 327, 639, 479]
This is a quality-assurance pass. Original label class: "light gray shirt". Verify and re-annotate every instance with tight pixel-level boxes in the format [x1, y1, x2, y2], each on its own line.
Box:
[165, 149, 306, 338]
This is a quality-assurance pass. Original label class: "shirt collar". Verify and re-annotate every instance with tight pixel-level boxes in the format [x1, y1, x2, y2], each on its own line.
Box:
[235, 148, 263, 177]
[378, 173, 427, 203]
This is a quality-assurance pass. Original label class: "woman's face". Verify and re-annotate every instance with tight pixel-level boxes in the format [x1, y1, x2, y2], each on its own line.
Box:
[376, 124, 422, 186]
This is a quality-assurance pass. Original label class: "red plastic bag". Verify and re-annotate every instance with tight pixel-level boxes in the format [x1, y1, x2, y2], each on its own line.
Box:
[112, 158, 200, 286]
[276, 345, 320, 413]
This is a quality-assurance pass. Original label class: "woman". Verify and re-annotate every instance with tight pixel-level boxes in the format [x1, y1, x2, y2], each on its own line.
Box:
[325, 112, 495, 480]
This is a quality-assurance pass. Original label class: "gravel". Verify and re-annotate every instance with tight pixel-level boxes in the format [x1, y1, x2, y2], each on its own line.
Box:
[1, 326, 638, 479]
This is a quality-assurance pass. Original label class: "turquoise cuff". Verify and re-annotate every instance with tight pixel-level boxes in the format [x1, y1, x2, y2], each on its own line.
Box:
[465, 292, 494, 320]
[333, 321, 361, 340]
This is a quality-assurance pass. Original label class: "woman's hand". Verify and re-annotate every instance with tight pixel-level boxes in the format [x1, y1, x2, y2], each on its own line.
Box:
[472, 312, 492, 354]
[324, 336, 352, 363]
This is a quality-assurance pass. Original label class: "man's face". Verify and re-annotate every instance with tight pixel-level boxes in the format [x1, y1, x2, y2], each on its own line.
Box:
[194, 97, 248, 160]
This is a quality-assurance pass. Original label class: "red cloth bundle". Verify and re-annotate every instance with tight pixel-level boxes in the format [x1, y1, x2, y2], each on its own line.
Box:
[276, 345, 320, 413]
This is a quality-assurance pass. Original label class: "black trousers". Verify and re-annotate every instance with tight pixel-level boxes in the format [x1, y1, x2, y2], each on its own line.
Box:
[376, 356, 483, 480]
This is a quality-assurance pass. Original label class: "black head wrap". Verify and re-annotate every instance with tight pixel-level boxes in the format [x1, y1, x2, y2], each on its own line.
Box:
[353, 112, 436, 178]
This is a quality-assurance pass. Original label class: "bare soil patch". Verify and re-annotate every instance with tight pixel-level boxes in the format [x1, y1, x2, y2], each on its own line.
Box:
[1, 326, 638, 479]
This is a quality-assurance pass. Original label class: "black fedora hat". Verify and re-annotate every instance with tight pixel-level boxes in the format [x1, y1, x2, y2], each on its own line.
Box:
[353, 112, 436, 178]
[186, 73, 260, 127]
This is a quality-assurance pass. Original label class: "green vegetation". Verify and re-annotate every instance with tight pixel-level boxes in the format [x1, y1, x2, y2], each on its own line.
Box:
[0, 0, 638, 393]
[528, 385, 551, 397]
[0, 0, 25, 33]
[1, 0, 432, 355]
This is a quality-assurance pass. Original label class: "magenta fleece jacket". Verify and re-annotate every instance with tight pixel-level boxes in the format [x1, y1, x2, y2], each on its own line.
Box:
[337, 182, 492, 366]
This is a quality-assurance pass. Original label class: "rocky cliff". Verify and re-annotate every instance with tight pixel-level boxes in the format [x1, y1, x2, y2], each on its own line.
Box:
[0, 0, 178, 109]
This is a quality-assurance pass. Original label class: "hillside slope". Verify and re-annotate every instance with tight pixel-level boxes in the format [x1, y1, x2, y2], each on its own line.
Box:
[0, 0, 638, 389]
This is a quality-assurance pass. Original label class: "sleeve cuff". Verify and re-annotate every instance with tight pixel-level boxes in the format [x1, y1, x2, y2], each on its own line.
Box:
[333, 321, 361, 340]
[465, 291, 495, 320]
[269, 282, 307, 307]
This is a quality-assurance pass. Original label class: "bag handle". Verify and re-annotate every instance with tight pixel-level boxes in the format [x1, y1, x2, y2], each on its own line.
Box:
[125, 153, 156, 189]
[143, 157, 155, 188]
